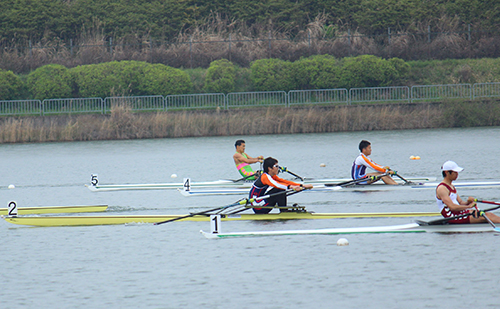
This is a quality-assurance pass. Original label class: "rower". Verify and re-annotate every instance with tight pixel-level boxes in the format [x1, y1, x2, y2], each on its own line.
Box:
[248, 157, 313, 214]
[233, 139, 263, 180]
[351, 140, 397, 185]
[436, 160, 500, 224]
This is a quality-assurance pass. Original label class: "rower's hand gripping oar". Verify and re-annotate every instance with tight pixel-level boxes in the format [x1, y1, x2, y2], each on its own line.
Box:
[474, 199, 500, 232]
[279, 166, 304, 181]
[154, 189, 296, 225]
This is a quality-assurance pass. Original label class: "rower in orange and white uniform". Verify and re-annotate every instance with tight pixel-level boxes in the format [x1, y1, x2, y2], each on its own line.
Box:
[233, 139, 264, 180]
[436, 160, 500, 224]
[351, 140, 397, 185]
[249, 157, 313, 214]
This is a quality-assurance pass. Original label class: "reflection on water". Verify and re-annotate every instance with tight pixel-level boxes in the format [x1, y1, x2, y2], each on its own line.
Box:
[1, 127, 500, 308]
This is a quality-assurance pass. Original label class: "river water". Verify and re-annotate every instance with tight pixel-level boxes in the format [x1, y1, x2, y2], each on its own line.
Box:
[1, 127, 499, 308]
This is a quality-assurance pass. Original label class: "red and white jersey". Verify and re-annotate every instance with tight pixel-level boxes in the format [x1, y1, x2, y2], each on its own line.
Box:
[436, 182, 471, 224]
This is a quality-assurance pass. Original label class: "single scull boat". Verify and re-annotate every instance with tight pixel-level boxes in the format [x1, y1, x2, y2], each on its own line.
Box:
[1, 211, 440, 227]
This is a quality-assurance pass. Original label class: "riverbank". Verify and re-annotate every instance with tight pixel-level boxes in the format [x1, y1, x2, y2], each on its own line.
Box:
[1, 100, 499, 143]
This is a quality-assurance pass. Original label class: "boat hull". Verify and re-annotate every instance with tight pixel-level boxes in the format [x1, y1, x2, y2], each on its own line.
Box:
[179, 181, 500, 196]
[0, 205, 108, 215]
[87, 177, 437, 192]
[2, 211, 439, 227]
[201, 222, 495, 238]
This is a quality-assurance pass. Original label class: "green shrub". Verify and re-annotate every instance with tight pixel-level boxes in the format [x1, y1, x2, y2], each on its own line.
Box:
[140, 64, 192, 96]
[203, 59, 236, 94]
[26, 64, 72, 100]
[338, 55, 399, 89]
[0, 69, 25, 100]
[292, 55, 341, 90]
[70, 61, 192, 98]
[250, 58, 294, 91]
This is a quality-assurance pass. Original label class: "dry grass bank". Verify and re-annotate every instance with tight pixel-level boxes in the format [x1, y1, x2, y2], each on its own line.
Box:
[1, 101, 499, 143]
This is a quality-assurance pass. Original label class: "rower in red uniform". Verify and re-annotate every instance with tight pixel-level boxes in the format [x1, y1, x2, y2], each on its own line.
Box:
[351, 140, 397, 185]
[436, 160, 500, 224]
[249, 157, 313, 214]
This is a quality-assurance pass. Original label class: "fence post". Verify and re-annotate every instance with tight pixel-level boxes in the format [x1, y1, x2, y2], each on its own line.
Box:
[428, 26, 431, 43]
[109, 37, 113, 54]
[70, 39, 73, 56]
[29, 40, 32, 57]
[388, 27, 391, 45]
[468, 24, 471, 41]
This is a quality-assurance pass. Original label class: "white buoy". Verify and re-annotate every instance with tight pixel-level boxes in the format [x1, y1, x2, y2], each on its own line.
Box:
[171, 174, 178, 178]
[8, 184, 15, 189]
[337, 238, 349, 246]
[319, 163, 326, 167]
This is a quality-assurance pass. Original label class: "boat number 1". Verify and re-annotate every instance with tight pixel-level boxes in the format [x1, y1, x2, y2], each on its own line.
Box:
[91, 174, 98, 186]
[8, 201, 18, 216]
[210, 215, 221, 234]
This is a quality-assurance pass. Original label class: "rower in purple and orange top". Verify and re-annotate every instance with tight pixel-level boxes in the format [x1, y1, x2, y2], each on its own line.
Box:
[351, 140, 397, 185]
[233, 139, 264, 180]
[436, 160, 500, 224]
[249, 157, 313, 214]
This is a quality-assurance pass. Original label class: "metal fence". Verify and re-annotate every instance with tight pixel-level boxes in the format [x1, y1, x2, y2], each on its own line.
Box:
[166, 93, 225, 110]
[43, 98, 103, 115]
[473, 82, 500, 99]
[1, 82, 499, 116]
[350, 86, 410, 104]
[288, 89, 348, 106]
[411, 84, 472, 102]
[226, 91, 287, 108]
[104, 95, 164, 112]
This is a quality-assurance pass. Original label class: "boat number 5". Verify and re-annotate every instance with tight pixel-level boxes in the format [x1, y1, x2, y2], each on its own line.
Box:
[91, 174, 98, 186]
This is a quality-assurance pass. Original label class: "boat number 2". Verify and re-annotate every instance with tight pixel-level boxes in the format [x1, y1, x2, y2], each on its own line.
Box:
[91, 174, 98, 186]
[8, 201, 17, 216]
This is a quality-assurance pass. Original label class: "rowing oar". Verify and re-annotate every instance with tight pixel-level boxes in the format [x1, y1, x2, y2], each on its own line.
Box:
[279, 166, 304, 181]
[223, 189, 308, 215]
[417, 204, 500, 227]
[324, 173, 389, 187]
[392, 171, 412, 184]
[475, 199, 500, 206]
[154, 189, 295, 225]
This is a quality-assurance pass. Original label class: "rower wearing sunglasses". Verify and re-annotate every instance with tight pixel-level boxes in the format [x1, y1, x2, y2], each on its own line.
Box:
[248, 157, 313, 214]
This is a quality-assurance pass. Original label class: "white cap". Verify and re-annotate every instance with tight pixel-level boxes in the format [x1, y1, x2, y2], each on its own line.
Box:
[441, 160, 464, 172]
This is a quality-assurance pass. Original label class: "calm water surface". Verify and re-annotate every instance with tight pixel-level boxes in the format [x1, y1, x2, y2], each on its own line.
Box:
[1, 127, 499, 308]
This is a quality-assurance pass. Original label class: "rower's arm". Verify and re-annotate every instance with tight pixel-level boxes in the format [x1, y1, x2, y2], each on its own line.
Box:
[437, 186, 475, 211]
[233, 153, 263, 164]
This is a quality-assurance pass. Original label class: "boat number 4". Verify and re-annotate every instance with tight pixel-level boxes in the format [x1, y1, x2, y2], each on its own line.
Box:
[8, 201, 18, 216]
[210, 215, 221, 234]
[91, 174, 98, 186]
[183, 178, 191, 192]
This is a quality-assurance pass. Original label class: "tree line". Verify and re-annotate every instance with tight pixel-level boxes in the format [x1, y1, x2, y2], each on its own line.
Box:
[1, 0, 498, 44]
